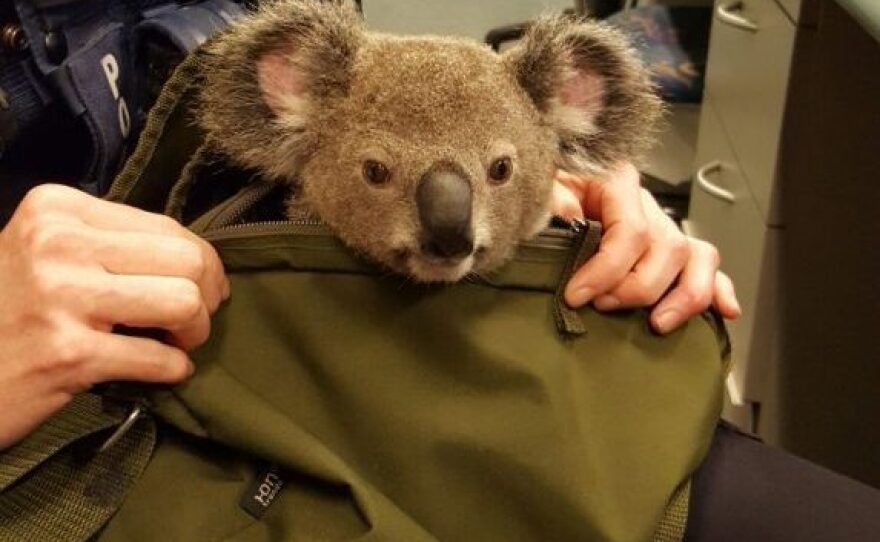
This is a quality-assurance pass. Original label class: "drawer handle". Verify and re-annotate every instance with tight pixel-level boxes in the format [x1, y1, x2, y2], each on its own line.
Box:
[696, 160, 736, 203]
[716, 1, 759, 32]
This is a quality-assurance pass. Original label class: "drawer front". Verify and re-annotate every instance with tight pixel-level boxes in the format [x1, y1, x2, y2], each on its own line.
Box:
[704, 0, 796, 225]
[687, 99, 777, 404]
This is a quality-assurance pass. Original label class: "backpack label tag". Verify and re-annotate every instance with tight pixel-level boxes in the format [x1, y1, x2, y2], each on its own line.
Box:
[240, 464, 286, 519]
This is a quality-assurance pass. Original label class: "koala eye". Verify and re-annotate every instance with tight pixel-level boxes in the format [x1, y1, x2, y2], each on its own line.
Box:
[362, 160, 391, 186]
[488, 157, 513, 184]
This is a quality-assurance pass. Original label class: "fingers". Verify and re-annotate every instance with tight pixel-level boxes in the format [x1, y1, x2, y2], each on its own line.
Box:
[89, 229, 228, 313]
[17, 184, 230, 304]
[712, 271, 742, 320]
[84, 203, 229, 303]
[592, 189, 689, 310]
[555, 167, 741, 333]
[81, 206, 231, 307]
[87, 274, 212, 351]
[593, 240, 688, 311]
[20, 183, 182, 235]
[564, 179, 650, 307]
[32, 324, 194, 396]
[16, 185, 229, 349]
[551, 180, 585, 222]
[554, 163, 641, 221]
[649, 239, 737, 334]
[82, 331, 194, 385]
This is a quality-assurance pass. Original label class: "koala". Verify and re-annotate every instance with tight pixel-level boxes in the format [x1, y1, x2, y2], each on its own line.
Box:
[197, 0, 661, 282]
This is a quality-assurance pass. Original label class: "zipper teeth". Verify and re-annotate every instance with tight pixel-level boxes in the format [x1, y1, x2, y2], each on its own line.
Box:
[205, 219, 577, 249]
[203, 184, 580, 245]
[215, 220, 575, 234]
[218, 219, 323, 230]
[203, 220, 332, 242]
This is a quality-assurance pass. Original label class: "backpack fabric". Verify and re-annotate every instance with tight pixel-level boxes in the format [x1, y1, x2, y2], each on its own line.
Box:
[2, 51, 730, 542]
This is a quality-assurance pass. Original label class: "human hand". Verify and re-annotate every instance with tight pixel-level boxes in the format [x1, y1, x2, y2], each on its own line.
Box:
[552, 163, 741, 334]
[0, 184, 228, 449]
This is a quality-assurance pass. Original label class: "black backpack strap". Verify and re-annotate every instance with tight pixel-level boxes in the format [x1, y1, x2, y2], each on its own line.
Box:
[0, 394, 156, 541]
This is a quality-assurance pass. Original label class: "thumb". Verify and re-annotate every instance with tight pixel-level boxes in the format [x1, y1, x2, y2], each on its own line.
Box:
[554, 169, 613, 221]
[551, 179, 586, 221]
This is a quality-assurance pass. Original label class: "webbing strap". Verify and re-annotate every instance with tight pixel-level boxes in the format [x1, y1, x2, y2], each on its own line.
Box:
[0, 394, 156, 542]
[652, 480, 691, 542]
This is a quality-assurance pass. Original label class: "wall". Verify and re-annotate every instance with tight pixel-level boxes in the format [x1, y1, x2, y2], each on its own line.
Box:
[362, 0, 574, 40]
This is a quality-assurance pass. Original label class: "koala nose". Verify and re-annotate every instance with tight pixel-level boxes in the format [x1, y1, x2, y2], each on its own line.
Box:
[417, 169, 474, 260]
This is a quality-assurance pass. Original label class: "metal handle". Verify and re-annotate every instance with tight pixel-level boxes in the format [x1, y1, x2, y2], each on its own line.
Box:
[696, 160, 736, 203]
[716, 1, 759, 32]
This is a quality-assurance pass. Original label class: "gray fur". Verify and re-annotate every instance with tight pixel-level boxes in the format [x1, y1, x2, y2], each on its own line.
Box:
[197, 0, 661, 282]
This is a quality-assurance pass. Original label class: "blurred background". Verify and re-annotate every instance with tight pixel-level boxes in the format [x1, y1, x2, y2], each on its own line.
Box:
[363, 0, 572, 39]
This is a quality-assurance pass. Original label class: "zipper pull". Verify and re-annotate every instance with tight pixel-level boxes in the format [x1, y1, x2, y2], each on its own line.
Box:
[553, 218, 603, 337]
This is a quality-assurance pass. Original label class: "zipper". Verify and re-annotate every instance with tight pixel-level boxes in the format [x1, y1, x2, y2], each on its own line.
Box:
[202, 220, 333, 242]
[197, 180, 582, 249]
[553, 218, 599, 337]
[203, 216, 579, 250]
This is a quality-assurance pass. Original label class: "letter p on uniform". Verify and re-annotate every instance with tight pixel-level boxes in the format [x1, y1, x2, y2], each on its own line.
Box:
[101, 53, 131, 138]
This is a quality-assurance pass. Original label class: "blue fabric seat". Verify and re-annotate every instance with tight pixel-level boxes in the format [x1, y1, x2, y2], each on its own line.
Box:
[607, 5, 712, 103]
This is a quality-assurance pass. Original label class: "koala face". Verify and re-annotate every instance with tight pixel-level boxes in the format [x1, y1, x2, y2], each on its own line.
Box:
[198, 0, 661, 282]
[297, 38, 558, 281]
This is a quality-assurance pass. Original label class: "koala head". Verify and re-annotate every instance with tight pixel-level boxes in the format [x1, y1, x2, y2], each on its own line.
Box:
[198, 0, 661, 282]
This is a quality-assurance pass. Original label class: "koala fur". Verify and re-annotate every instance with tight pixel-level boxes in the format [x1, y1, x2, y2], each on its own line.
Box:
[197, 0, 661, 282]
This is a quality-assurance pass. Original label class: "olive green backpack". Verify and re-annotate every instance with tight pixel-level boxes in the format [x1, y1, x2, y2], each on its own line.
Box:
[0, 54, 729, 542]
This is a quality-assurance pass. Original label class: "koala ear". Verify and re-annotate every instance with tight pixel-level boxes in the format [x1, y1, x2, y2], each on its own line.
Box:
[198, 0, 363, 179]
[256, 48, 310, 121]
[504, 15, 662, 175]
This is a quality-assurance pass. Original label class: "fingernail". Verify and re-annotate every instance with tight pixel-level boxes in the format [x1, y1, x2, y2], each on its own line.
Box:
[222, 278, 231, 300]
[593, 295, 620, 311]
[186, 361, 196, 377]
[567, 286, 594, 307]
[654, 310, 680, 334]
[731, 298, 742, 317]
